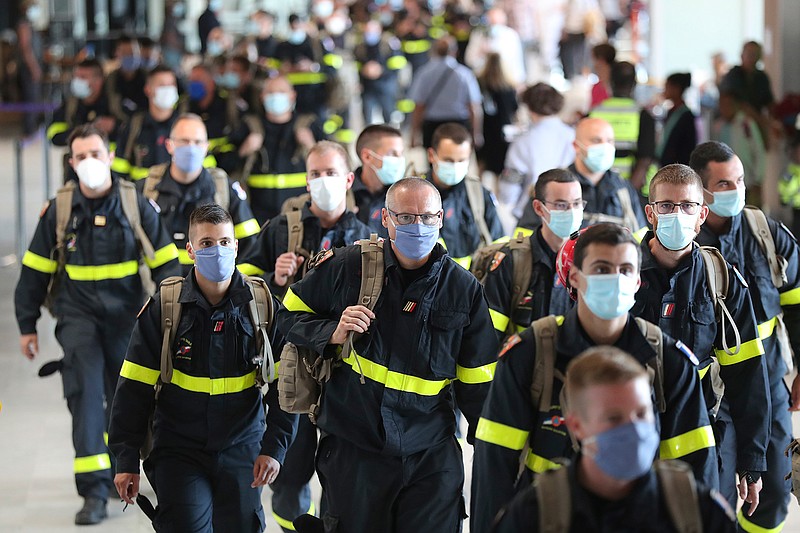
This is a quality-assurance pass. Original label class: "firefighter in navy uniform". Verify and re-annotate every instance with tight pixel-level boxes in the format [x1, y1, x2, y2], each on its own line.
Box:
[352, 124, 406, 238]
[140, 114, 260, 273]
[632, 164, 770, 517]
[471, 223, 717, 533]
[14, 125, 180, 526]
[482, 169, 582, 341]
[276, 178, 498, 532]
[112, 65, 185, 181]
[106, 35, 148, 115]
[246, 75, 326, 225]
[354, 19, 407, 125]
[691, 141, 800, 533]
[239, 142, 371, 531]
[109, 205, 298, 532]
[427, 123, 504, 269]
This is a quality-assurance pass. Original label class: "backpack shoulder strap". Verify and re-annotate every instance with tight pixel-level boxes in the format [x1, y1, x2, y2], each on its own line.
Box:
[159, 276, 185, 385]
[65, 96, 78, 126]
[53, 181, 76, 263]
[280, 193, 311, 215]
[124, 111, 146, 164]
[615, 186, 638, 232]
[535, 466, 572, 533]
[507, 233, 533, 324]
[634, 317, 667, 413]
[532, 316, 559, 413]
[143, 162, 168, 203]
[207, 167, 231, 210]
[244, 276, 276, 385]
[699, 245, 741, 355]
[464, 176, 493, 247]
[655, 460, 703, 533]
[284, 209, 307, 286]
[742, 205, 787, 288]
[118, 180, 156, 261]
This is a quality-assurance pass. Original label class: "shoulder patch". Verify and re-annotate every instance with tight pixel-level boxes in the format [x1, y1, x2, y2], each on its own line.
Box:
[731, 265, 749, 288]
[489, 251, 506, 272]
[779, 221, 798, 243]
[675, 340, 700, 366]
[39, 200, 50, 218]
[498, 334, 522, 358]
[232, 181, 248, 201]
[137, 297, 153, 319]
[308, 249, 334, 270]
[709, 489, 736, 522]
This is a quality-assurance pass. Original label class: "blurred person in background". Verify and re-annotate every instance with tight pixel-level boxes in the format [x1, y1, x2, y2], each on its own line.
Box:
[477, 53, 519, 179]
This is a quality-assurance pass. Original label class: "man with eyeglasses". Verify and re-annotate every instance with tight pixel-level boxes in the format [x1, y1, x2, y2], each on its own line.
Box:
[691, 141, 800, 533]
[277, 177, 498, 532]
[631, 163, 770, 519]
[140, 113, 260, 273]
[482, 168, 582, 341]
[427, 122, 504, 269]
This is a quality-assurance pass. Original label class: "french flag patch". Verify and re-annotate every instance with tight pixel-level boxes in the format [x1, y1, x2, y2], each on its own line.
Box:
[662, 303, 675, 318]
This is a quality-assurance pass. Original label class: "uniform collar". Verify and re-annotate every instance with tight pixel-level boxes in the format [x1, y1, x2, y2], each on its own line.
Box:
[158, 166, 215, 200]
[560, 309, 654, 366]
[384, 240, 447, 276]
[639, 231, 697, 273]
[529, 227, 557, 267]
[181, 267, 252, 310]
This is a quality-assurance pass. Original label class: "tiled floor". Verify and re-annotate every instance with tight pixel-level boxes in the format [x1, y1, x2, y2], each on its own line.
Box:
[2, 133, 800, 532]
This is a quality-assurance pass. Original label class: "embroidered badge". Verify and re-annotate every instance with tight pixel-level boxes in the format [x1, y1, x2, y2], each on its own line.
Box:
[213, 320, 224, 333]
[66, 233, 77, 252]
[676, 340, 700, 366]
[309, 249, 334, 269]
[175, 338, 192, 360]
[94, 215, 107, 227]
[489, 251, 506, 272]
[498, 334, 522, 358]
[661, 303, 675, 318]
[402, 300, 417, 313]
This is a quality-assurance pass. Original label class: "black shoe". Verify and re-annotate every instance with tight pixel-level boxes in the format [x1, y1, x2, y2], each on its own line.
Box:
[75, 497, 107, 525]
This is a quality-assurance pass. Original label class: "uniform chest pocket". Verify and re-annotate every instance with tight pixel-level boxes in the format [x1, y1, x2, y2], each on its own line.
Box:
[172, 315, 200, 374]
[234, 315, 256, 372]
[689, 301, 716, 359]
[428, 310, 469, 378]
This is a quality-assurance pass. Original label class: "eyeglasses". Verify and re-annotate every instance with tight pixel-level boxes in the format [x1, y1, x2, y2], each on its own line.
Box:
[171, 137, 208, 147]
[388, 209, 442, 226]
[649, 201, 702, 215]
[541, 199, 587, 211]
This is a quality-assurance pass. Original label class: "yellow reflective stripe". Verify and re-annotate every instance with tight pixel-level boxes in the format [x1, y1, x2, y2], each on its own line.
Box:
[475, 418, 529, 450]
[659, 425, 715, 459]
[396, 99, 416, 113]
[129, 166, 150, 181]
[111, 157, 132, 174]
[780, 286, 800, 306]
[170, 369, 256, 395]
[402, 40, 431, 54]
[452, 255, 472, 270]
[247, 172, 307, 189]
[286, 72, 328, 85]
[109, 142, 117, 153]
[387, 55, 408, 70]
[457, 362, 496, 384]
[333, 129, 356, 144]
[273, 500, 315, 531]
[737, 510, 784, 533]
[323, 53, 343, 69]
[489, 308, 510, 332]
[714, 337, 764, 365]
[104, 432, 109, 446]
[74, 453, 111, 474]
[178, 248, 192, 265]
[323, 119, 339, 135]
[22, 251, 58, 274]
[208, 137, 234, 153]
[526, 451, 561, 473]
[632, 226, 648, 243]
[144, 244, 179, 269]
[757, 317, 777, 340]
[120, 360, 160, 385]
[342, 350, 450, 396]
[512, 226, 534, 238]
[237, 263, 266, 276]
[64, 260, 139, 281]
[698, 364, 711, 380]
[283, 287, 315, 313]
[47, 122, 69, 140]
[203, 155, 217, 168]
[234, 218, 261, 239]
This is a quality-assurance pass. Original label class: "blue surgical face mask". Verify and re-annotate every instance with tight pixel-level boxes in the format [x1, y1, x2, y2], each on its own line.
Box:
[582, 143, 616, 174]
[389, 218, 439, 260]
[70, 77, 92, 99]
[543, 206, 583, 239]
[208, 0, 223, 11]
[435, 158, 469, 186]
[705, 187, 745, 218]
[370, 152, 405, 185]
[288, 30, 307, 45]
[207, 40, 224, 57]
[263, 92, 293, 115]
[120, 55, 141, 72]
[579, 272, 638, 320]
[364, 31, 381, 46]
[193, 244, 236, 282]
[655, 212, 697, 251]
[188, 80, 208, 101]
[216, 72, 241, 90]
[583, 420, 659, 481]
[173, 2, 186, 18]
[173, 144, 206, 173]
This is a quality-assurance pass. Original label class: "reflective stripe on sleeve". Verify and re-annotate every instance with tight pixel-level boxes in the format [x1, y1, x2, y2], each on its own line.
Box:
[74, 453, 111, 474]
[489, 308, 510, 333]
[659, 425, 715, 459]
[144, 244, 179, 269]
[234, 218, 261, 239]
[283, 287, 315, 313]
[714, 337, 764, 365]
[780, 287, 800, 306]
[247, 173, 307, 189]
[120, 360, 160, 385]
[475, 418, 529, 450]
[526, 451, 562, 473]
[456, 362, 496, 384]
[22, 251, 58, 274]
[237, 263, 266, 276]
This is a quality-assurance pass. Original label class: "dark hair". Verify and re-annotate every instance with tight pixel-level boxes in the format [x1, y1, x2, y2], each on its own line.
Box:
[68, 124, 110, 154]
[431, 122, 471, 150]
[229, 54, 252, 73]
[75, 58, 104, 78]
[689, 141, 736, 185]
[649, 164, 703, 200]
[139, 36, 156, 49]
[610, 61, 637, 97]
[522, 83, 564, 116]
[189, 204, 234, 231]
[115, 33, 139, 50]
[289, 13, 302, 25]
[356, 124, 402, 161]
[666, 72, 692, 93]
[591, 43, 616, 65]
[573, 223, 640, 271]
[478, 52, 512, 93]
[433, 36, 456, 57]
[147, 64, 176, 81]
[534, 168, 579, 201]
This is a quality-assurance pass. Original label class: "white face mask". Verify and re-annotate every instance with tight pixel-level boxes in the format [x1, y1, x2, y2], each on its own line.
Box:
[153, 85, 179, 110]
[309, 175, 347, 212]
[75, 157, 110, 190]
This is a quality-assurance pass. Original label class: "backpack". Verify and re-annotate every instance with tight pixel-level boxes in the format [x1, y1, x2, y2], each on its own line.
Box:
[278, 234, 384, 422]
[535, 460, 703, 533]
[470, 232, 532, 336]
[464, 175, 494, 249]
[584, 186, 640, 233]
[46, 180, 157, 309]
[142, 163, 230, 211]
[140, 274, 275, 459]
